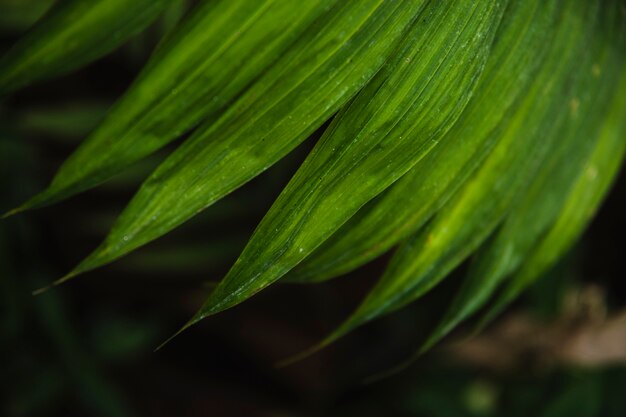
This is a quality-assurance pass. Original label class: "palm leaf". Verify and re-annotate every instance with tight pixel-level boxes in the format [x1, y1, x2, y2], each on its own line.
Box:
[0, 0, 170, 94]
[308, 0, 611, 350]
[476, 64, 626, 331]
[3, 0, 623, 363]
[42, 0, 428, 285]
[7, 0, 345, 213]
[287, 0, 561, 284]
[176, 0, 505, 331]
[424, 1, 626, 351]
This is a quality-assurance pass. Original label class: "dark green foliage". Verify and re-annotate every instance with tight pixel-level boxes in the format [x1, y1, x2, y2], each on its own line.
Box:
[2, 0, 624, 364]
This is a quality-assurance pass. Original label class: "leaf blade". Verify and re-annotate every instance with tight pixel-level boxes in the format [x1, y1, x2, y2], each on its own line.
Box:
[48, 0, 430, 284]
[477, 53, 626, 330]
[288, 0, 563, 284]
[424, 1, 626, 351]
[0, 0, 170, 94]
[10, 0, 342, 213]
[187, 0, 506, 324]
[321, 0, 605, 345]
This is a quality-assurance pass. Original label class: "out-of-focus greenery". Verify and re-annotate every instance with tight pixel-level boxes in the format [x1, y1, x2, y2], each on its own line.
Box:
[0, 0, 55, 31]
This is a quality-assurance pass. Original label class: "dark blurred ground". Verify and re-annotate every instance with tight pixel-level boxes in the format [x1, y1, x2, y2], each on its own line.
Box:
[1, 3, 625, 416]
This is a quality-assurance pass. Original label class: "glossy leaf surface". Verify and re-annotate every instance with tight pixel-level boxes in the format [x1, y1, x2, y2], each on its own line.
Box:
[288, 0, 560, 284]
[424, 2, 626, 349]
[315, 0, 607, 348]
[7, 0, 623, 360]
[184, 0, 505, 327]
[48, 0, 429, 284]
[9, 0, 339, 213]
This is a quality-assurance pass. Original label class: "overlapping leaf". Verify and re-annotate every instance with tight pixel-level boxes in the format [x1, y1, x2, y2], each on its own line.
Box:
[175, 0, 506, 332]
[41, 0, 428, 287]
[479, 130, 626, 327]
[476, 67, 626, 330]
[0, 0, 170, 94]
[4, 0, 622, 364]
[425, 1, 626, 351]
[287, 0, 561, 284]
[7, 0, 341, 213]
[309, 0, 605, 350]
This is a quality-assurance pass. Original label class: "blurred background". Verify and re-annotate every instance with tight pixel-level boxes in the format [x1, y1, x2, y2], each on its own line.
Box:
[2, 1, 626, 416]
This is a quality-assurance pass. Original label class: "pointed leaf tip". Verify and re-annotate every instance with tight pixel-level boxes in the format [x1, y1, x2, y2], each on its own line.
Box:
[1, 211, 15, 220]
[16, 0, 362, 212]
[275, 315, 363, 368]
[62, 0, 429, 281]
[194, 0, 503, 326]
[274, 340, 333, 368]
[153, 314, 202, 352]
[2, 205, 26, 219]
[361, 355, 420, 385]
[32, 284, 54, 297]
[32, 269, 81, 296]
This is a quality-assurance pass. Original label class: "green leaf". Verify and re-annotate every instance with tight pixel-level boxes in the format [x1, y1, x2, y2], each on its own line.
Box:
[314, 0, 605, 349]
[287, 0, 561, 284]
[8, 0, 343, 213]
[425, 1, 626, 351]
[179, 0, 505, 330]
[11, 0, 624, 365]
[477, 57, 626, 330]
[0, 0, 170, 94]
[43, 0, 429, 286]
